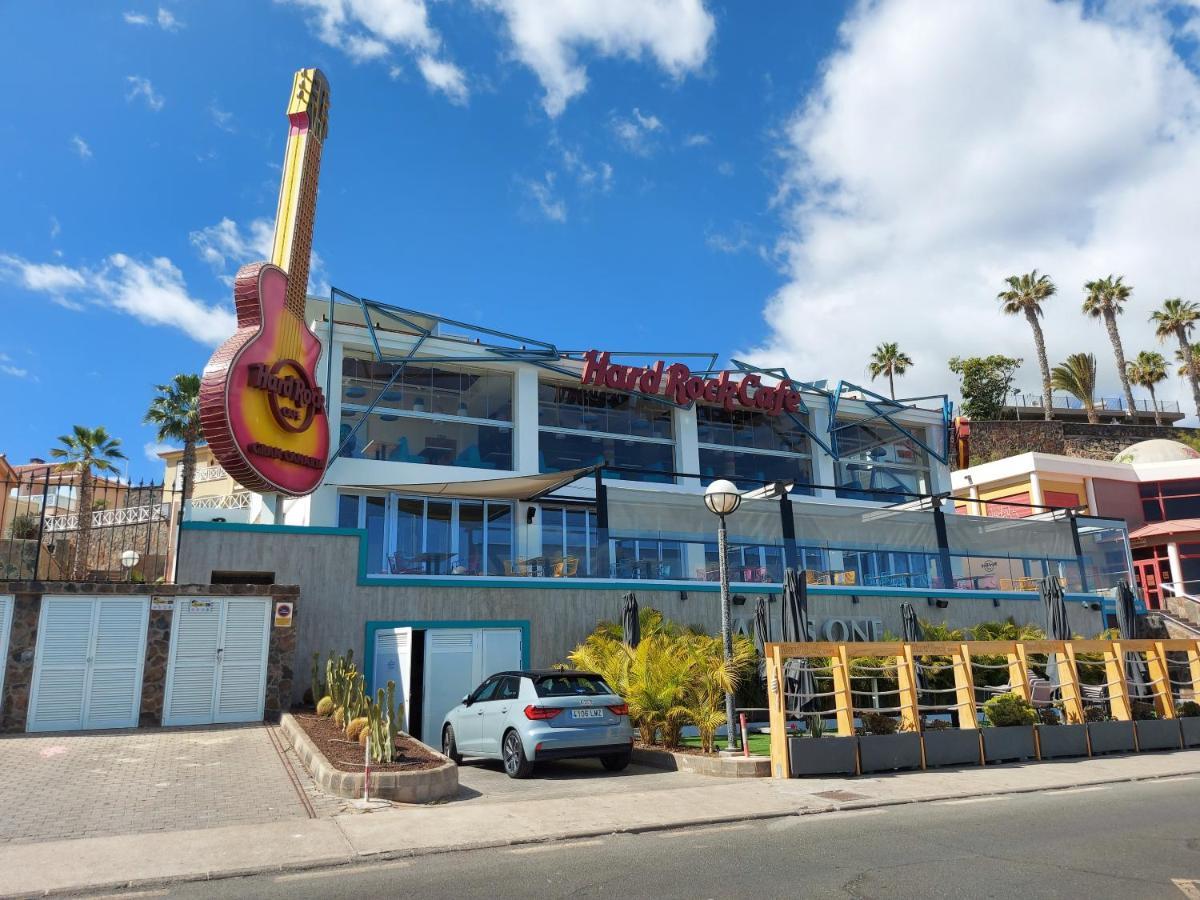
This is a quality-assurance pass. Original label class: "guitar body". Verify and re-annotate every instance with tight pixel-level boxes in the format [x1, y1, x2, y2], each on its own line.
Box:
[200, 262, 329, 496]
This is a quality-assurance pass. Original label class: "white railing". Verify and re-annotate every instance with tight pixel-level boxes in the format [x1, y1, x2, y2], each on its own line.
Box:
[43, 503, 171, 533]
[174, 465, 231, 489]
[188, 491, 252, 511]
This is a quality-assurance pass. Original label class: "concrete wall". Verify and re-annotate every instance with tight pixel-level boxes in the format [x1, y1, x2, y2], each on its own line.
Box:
[177, 526, 1105, 706]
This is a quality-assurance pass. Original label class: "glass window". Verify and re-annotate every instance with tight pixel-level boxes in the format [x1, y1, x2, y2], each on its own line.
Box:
[471, 678, 501, 703]
[364, 496, 387, 575]
[338, 410, 513, 470]
[534, 674, 614, 697]
[1142, 498, 1164, 522]
[698, 448, 813, 492]
[539, 432, 674, 483]
[541, 506, 597, 577]
[342, 357, 512, 421]
[612, 538, 684, 579]
[833, 417, 931, 502]
[1164, 496, 1200, 519]
[487, 504, 513, 576]
[338, 494, 359, 528]
[496, 676, 521, 701]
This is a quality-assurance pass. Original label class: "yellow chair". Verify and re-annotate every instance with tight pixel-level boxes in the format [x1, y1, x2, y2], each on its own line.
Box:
[553, 556, 580, 577]
[503, 559, 531, 576]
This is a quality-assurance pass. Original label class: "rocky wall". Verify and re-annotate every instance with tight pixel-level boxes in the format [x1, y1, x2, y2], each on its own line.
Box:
[962, 420, 1198, 468]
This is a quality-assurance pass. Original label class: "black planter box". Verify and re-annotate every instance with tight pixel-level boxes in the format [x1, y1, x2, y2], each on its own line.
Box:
[981, 726, 1036, 763]
[1135, 718, 1182, 752]
[1181, 717, 1200, 748]
[858, 732, 922, 773]
[1036, 724, 1089, 759]
[1087, 720, 1136, 755]
[921, 729, 982, 769]
[788, 735, 858, 777]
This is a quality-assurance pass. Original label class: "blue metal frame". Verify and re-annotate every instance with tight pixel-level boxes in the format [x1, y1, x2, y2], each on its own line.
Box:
[827, 379, 951, 466]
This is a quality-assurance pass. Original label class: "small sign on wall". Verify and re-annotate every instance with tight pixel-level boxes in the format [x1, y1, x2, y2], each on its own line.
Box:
[151, 597, 173, 612]
[274, 601, 294, 628]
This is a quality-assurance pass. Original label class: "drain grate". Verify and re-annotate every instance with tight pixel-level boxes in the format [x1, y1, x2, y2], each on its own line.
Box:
[812, 789, 870, 802]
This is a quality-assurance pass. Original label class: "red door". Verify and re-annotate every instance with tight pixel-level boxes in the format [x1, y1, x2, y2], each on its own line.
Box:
[1135, 558, 1163, 609]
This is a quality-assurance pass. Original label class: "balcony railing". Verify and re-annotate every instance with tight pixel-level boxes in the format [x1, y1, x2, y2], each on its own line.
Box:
[188, 491, 252, 511]
[174, 465, 232, 490]
[43, 502, 171, 533]
[1007, 393, 1180, 414]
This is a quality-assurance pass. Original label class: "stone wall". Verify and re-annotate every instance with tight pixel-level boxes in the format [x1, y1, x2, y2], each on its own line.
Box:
[0, 582, 299, 732]
[962, 420, 1199, 468]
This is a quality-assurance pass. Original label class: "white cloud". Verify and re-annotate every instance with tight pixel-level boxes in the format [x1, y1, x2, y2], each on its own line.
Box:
[705, 222, 753, 255]
[280, 0, 467, 102]
[208, 102, 235, 132]
[480, 0, 715, 116]
[611, 107, 664, 155]
[49, 216, 61, 240]
[144, 440, 176, 463]
[126, 75, 165, 112]
[521, 172, 567, 223]
[71, 135, 92, 159]
[416, 54, 469, 104]
[683, 132, 711, 147]
[0, 353, 29, 379]
[716, 160, 734, 176]
[556, 137, 614, 192]
[0, 252, 236, 345]
[752, 0, 1200, 416]
[123, 10, 150, 25]
[156, 6, 183, 30]
[189, 216, 329, 296]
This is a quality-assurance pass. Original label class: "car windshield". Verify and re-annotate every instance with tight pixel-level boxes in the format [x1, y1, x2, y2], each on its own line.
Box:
[533, 674, 613, 697]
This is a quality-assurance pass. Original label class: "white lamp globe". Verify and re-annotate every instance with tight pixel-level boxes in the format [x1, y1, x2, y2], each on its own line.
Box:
[704, 479, 742, 517]
[119, 550, 141, 569]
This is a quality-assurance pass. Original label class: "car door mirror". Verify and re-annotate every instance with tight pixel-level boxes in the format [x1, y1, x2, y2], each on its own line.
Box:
[462, 694, 472, 706]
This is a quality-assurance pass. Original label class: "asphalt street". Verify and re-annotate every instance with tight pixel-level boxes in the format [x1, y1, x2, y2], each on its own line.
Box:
[92, 777, 1200, 899]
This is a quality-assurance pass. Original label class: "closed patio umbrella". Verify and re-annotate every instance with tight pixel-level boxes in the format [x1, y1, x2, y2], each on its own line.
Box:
[622, 591, 640, 648]
[781, 568, 816, 716]
[753, 596, 771, 674]
[1115, 580, 1150, 700]
[1040, 574, 1072, 688]
[900, 602, 927, 698]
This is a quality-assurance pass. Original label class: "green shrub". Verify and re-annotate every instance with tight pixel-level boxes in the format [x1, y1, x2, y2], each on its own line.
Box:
[808, 714, 825, 739]
[1084, 704, 1109, 723]
[923, 718, 951, 732]
[859, 712, 900, 735]
[1037, 706, 1060, 726]
[1129, 700, 1157, 721]
[1176, 700, 1200, 718]
[9, 514, 39, 540]
[982, 692, 1036, 727]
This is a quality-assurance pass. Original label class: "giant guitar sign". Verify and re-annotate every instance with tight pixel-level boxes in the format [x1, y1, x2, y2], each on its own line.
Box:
[200, 69, 331, 496]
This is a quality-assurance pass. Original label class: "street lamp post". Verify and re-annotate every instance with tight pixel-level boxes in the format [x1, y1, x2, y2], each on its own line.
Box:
[704, 479, 742, 752]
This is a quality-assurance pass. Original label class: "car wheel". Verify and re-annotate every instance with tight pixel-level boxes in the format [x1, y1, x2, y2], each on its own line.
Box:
[502, 730, 534, 779]
[601, 750, 631, 772]
[442, 725, 463, 764]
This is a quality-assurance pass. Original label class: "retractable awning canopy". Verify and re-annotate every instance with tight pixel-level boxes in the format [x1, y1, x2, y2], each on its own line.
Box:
[348, 466, 596, 502]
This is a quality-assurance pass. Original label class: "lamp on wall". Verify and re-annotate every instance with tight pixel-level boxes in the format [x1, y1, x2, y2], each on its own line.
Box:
[927, 597, 949, 609]
[704, 478, 743, 752]
[526, 507, 536, 524]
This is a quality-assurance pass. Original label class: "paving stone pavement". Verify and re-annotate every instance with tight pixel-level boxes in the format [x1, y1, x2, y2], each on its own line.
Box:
[0, 725, 312, 844]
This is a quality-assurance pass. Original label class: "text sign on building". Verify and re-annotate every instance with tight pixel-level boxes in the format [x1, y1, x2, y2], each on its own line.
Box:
[274, 601, 294, 628]
[580, 350, 801, 417]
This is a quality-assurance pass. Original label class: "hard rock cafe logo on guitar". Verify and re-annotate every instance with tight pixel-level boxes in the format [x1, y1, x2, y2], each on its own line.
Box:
[199, 68, 332, 497]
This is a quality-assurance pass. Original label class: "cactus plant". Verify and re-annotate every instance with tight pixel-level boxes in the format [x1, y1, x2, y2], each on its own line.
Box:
[346, 717, 369, 742]
[316, 696, 334, 717]
[358, 727, 369, 746]
[310, 652, 324, 707]
[334, 706, 345, 729]
[385, 680, 399, 748]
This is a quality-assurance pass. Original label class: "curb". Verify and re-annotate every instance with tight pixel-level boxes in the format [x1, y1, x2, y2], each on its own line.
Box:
[280, 713, 458, 804]
[10, 763, 1200, 898]
[631, 747, 770, 778]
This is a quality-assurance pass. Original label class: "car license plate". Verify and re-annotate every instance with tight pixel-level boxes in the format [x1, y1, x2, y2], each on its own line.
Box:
[572, 708, 605, 719]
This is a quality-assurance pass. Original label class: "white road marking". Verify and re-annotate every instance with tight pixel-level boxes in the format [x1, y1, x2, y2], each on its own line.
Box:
[1153, 776, 1196, 784]
[657, 822, 752, 838]
[1172, 878, 1200, 899]
[940, 795, 1010, 805]
[274, 860, 411, 882]
[88, 892, 169, 899]
[1046, 786, 1108, 795]
[510, 840, 605, 854]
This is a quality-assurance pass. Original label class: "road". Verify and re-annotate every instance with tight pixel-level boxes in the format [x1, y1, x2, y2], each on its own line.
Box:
[91, 777, 1200, 899]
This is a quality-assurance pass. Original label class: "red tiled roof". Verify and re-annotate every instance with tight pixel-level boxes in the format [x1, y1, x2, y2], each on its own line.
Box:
[1129, 518, 1200, 541]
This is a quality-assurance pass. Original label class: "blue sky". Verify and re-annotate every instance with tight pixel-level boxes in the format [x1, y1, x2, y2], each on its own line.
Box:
[5, 1, 1200, 480]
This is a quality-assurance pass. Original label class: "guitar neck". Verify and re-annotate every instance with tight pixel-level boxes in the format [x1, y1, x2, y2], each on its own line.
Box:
[271, 69, 329, 321]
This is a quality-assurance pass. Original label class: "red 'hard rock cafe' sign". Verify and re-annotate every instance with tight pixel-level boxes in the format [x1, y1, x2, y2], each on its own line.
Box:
[580, 350, 800, 417]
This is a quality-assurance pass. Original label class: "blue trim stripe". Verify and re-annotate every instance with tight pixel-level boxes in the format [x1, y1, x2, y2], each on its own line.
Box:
[181, 521, 1093, 604]
[363, 619, 531, 690]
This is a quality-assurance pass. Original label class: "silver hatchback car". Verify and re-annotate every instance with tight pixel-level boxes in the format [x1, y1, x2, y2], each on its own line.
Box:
[440, 670, 634, 778]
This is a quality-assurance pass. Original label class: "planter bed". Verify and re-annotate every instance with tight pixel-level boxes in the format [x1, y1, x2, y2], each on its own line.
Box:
[858, 733, 922, 773]
[282, 712, 458, 803]
[1180, 717, 1200, 748]
[921, 729, 982, 768]
[981, 726, 1036, 763]
[789, 735, 858, 777]
[1035, 724, 1089, 760]
[1135, 718, 1182, 752]
[630, 745, 769, 778]
[1087, 720, 1136, 755]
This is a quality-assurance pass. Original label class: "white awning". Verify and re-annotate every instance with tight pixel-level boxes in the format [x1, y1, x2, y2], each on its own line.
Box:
[345, 466, 596, 502]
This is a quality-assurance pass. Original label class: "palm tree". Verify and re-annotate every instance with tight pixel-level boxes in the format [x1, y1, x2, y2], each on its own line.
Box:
[1082, 275, 1136, 418]
[1051, 353, 1099, 424]
[1151, 298, 1200, 420]
[1174, 343, 1200, 378]
[144, 374, 202, 505]
[1126, 351, 1168, 426]
[867, 342, 913, 400]
[998, 271, 1057, 419]
[50, 425, 126, 579]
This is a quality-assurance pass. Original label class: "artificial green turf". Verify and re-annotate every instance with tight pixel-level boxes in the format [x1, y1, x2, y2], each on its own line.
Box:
[679, 732, 772, 756]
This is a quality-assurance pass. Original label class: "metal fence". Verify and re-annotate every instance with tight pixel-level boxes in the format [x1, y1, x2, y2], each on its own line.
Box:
[1008, 393, 1181, 414]
[1, 471, 180, 583]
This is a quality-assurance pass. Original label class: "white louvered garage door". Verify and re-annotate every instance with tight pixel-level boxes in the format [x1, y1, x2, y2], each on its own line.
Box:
[162, 598, 270, 726]
[0, 596, 12, 701]
[27, 596, 149, 732]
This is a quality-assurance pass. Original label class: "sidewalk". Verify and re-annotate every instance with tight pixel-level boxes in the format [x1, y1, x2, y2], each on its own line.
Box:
[5, 751, 1200, 897]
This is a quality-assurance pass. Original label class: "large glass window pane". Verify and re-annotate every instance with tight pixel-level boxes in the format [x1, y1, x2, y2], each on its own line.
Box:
[393, 498, 423, 573]
[365, 496, 387, 575]
[696, 403, 810, 453]
[425, 501, 453, 573]
[539, 433, 673, 482]
[457, 501, 485, 575]
[1164, 495, 1200, 519]
[699, 448, 813, 492]
[342, 356, 512, 422]
[1142, 498, 1164, 522]
[486, 503, 513, 576]
[338, 410, 513, 470]
[338, 494, 359, 529]
[565, 508, 591, 576]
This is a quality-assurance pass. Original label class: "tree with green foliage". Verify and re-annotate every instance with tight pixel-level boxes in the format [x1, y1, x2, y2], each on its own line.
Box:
[867, 342, 913, 400]
[144, 374, 201, 505]
[948, 355, 1023, 419]
[998, 270, 1057, 419]
[50, 425, 126, 579]
[1051, 352, 1099, 424]
[1082, 275, 1136, 418]
[1151, 298, 1200, 420]
[1174, 343, 1200, 378]
[1126, 350, 1168, 426]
